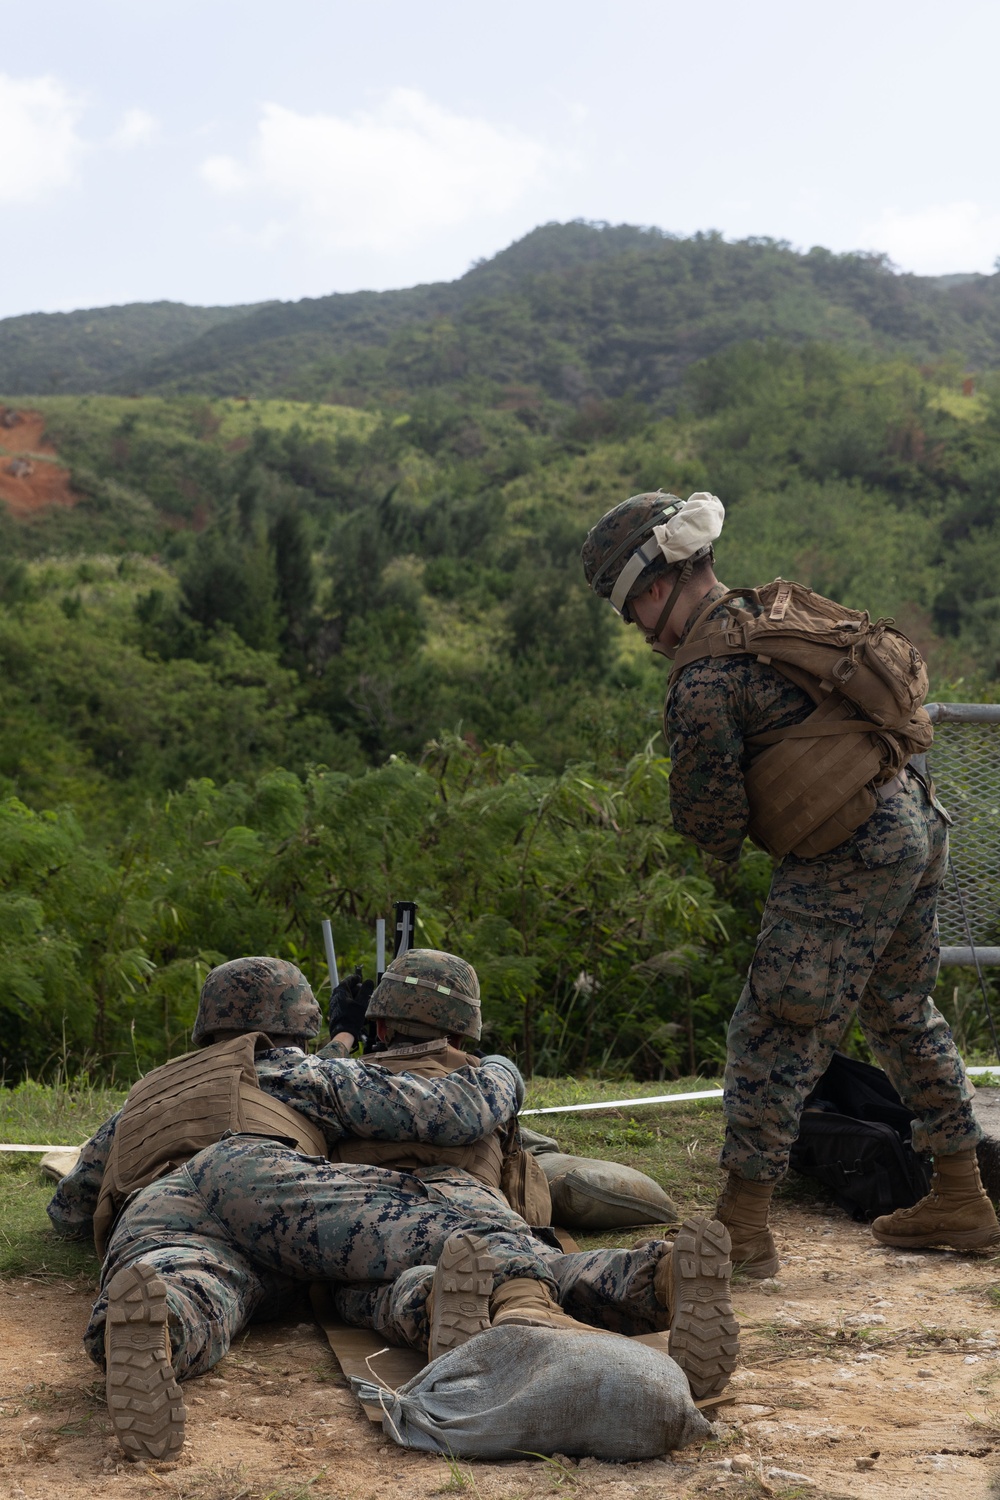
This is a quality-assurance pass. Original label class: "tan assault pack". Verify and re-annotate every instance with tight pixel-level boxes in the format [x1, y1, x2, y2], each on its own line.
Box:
[668, 578, 934, 859]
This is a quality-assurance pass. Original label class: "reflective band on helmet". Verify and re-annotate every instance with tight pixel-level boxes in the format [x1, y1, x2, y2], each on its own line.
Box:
[402, 975, 467, 999]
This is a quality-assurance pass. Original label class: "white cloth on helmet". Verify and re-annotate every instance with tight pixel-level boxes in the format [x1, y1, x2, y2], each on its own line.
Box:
[652, 492, 725, 564]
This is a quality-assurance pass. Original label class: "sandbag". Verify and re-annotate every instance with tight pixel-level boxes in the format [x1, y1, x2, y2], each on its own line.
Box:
[39, 1147, 81, 1182]
[349, 1325, 712, 1458]
[535, 1151, 679, 1229]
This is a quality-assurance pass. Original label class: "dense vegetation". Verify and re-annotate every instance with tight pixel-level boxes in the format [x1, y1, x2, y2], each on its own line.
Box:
[3, 223, 999, 404]
[0, 300, 264, 396]
[3, 223, 1000, 1084]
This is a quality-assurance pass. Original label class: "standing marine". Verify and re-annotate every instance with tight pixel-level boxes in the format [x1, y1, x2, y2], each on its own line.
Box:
[581, 489, 999, 1276]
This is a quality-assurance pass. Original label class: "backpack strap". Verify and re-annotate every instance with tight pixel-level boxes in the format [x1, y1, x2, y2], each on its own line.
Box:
[746, 717, 881, 747]
[667, 589, 752, 685]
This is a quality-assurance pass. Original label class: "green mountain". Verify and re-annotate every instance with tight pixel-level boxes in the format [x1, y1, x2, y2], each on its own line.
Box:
[0, 299, 269, 395]
[3, 223, 1000, 406]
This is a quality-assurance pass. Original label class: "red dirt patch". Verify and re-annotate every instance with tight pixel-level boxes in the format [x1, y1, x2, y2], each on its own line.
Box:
[0, 407, 77, 518]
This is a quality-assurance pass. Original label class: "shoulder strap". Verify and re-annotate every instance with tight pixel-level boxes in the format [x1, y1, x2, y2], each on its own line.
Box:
[667, 589, 756, 686]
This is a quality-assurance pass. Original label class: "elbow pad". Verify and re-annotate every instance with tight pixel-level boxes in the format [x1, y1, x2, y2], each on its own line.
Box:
[478, 1053, 525, 1110]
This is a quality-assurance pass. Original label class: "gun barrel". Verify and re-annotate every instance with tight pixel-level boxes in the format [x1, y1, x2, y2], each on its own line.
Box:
[321, 918, 339, 989]
[375, 918, 386, 980]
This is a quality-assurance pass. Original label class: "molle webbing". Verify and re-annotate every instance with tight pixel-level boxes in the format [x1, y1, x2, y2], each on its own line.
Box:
[328, 1038, 505, 1189]
[92, 1033, 325, 1255]
[743, 693, 888, 858]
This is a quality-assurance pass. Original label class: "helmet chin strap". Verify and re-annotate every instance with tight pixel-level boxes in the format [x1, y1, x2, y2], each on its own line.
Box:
[643, 558, 693, 647]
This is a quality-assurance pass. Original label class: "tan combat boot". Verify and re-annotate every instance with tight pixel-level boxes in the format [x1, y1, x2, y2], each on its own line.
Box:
[714, 1172, 779, 1278]
[654, 1217, 740, 1400]
[871, 1147, 1000, 1251]
[105, 1261, 185, 1461]
[427, 1230, 497, 1359]
[489, 1278, 609, 1335]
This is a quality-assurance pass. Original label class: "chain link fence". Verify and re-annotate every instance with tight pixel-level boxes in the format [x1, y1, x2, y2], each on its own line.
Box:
[925, 704, 1000, 966]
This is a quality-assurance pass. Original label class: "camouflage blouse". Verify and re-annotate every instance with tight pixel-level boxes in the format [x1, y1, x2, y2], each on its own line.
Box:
[47, 1046, 522, 1239]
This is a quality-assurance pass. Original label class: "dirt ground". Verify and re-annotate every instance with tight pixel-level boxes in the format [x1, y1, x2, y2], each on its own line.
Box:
[0, 408, 76, 516]
[3, 1201, 1000, 1500]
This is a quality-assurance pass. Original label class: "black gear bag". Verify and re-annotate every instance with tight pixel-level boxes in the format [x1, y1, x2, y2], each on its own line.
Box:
[789, 1052, 931, 1222]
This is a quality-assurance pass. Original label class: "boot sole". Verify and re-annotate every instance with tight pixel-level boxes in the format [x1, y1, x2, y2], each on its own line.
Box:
[668, 1217, 740, 1401]
[105, 1262, 185, 1461]
[871, 1226, 1000, 1251]
[429, 1231, 497, 1360]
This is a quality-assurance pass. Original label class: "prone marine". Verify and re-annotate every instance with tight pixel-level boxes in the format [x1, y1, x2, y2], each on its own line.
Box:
[49, 950, 738, 1461]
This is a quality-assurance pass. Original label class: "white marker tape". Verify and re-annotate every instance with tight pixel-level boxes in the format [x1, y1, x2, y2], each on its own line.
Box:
[0, 1143, 80, 1152]
[521, 1086, 724, 1116]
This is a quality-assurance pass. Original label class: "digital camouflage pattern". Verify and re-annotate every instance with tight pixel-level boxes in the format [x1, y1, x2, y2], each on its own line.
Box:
[722, 778, 980, 1180]
[367, 948, 482, 1041]
[191, 957, 321, 1046]
[48, 1046, 523, 1241]
[666, 585, 980, 1181]
[581, 491, 684, 601]
[334, 1239, 673, 1351]
[83, 1141, 673, 1375]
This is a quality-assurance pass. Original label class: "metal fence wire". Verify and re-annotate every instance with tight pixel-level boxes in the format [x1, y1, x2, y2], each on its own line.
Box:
[925, 704, 1000, 966]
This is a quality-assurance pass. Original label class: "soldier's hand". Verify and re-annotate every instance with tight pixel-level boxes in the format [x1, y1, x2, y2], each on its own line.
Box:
[328, 967, 374, 1048]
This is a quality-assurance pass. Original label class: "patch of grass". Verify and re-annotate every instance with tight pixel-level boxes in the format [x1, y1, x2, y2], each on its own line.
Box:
[0, 1154, 100, 1278]
[524, 1074, 728, 1233]
[0, 1075, 124, 1279]
[0, 1075, 126, 1143]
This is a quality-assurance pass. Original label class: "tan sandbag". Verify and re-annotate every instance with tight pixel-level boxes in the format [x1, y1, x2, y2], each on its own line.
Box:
[535, 1152, 679, 1229]
[39, 1147, 81, 1182]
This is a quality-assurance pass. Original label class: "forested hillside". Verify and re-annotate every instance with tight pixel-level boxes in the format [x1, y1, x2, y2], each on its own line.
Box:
[2, 227, 1000, 1085]
[0, 301, 266, 396]
[4, 223, 1000, 404]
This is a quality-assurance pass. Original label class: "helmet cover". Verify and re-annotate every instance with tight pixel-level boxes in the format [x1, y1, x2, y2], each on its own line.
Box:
[366, 948, 482, 1042]
[193, 956, 322, 1046]
[581, 492, 686, 610]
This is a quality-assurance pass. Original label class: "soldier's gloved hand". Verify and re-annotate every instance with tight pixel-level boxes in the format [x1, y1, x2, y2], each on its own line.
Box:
[328, 968, 374, 1048]
[479, 1053, 525, 1110]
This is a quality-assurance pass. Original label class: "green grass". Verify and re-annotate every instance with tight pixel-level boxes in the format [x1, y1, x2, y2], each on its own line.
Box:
[523, 1074, 727, 1236]
[0, 1077, 125, 1280]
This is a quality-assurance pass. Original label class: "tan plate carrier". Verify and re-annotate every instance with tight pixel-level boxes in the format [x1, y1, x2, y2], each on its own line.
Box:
[667, 579, 934, 859]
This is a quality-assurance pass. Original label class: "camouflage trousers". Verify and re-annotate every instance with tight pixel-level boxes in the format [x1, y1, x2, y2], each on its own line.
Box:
[334, 1239, 672, 1350]
[723, 779, 980, 1183]
[86, 1138, 665, 1378]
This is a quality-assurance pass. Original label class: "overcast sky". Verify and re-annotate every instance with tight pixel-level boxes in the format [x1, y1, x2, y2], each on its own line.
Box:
[3, 0, 999, 319]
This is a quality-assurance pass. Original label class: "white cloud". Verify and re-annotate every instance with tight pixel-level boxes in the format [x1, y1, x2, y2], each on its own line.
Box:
[111, 108, 157, 149]
[861, 201, 1000, 275]
[200, 89, 557, 252]
[0, 73, 84, 204]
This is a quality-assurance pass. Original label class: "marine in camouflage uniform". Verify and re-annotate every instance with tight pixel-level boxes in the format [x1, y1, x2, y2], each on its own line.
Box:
[582, 492, 998, 1276]
[52, 953, 736, 1460]
[318, 948, 737, 1401]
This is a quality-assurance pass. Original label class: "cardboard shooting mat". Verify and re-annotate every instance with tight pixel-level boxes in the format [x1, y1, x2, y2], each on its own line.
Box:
[310, 1284, 733, 1423]
[310, 1284, 425, 1421]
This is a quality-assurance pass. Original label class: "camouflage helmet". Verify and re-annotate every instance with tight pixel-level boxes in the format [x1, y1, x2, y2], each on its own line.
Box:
[366, 948, 482, 1042]
[192, 957, 322, 1046]
[581, 491, 688, 619]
